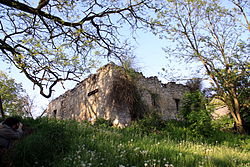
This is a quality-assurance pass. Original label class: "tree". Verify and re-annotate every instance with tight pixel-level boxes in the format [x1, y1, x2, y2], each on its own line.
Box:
[0, 0, 154, 98]
[186, 78, 203, 92]
[0, 71, 30, 117]
[231, 0, 250, 32]
[19, 94, 36, 118]
[153, 0, 249, 133]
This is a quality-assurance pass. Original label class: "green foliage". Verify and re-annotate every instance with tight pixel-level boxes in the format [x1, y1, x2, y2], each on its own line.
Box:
[121, 59, 140, 81]
[112, 64, 146, 120]
[242, 112, 250, 134]
[3, 117, 250, 167]
[94, 118, 113, 127]
[0, 71, 27, 116]
[0, 0, 153, 97]
[133, 112, 166, 134]
[238, 75, 250, 132]
[187, 110, 214, 137]
[8, 118, 78, 167]
[180, 91, 206, 119]
[130, 88, 147, 120]
[180, 91, 214, 137]
[155, 0, 249, 133]
[212, 115, 235, 132]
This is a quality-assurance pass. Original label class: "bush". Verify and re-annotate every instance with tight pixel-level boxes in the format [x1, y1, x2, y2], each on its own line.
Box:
[8, 118, 78, 167]
[212, 115, 235, 132]
[180, 91, 206, 120]
[94, 117, 113, 127]
[134, 112, 166, 134]
[180, 91, 214, 137]
[187, 109, 214, 137]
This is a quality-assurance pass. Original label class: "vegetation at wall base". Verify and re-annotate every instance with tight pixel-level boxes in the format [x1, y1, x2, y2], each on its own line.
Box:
[2, 117, 249, 167]
[179, 91, 215, 139]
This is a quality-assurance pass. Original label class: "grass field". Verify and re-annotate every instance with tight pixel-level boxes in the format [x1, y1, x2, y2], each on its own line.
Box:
[4, 117, 250, 167]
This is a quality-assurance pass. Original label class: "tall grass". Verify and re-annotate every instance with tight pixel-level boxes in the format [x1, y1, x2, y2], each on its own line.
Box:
[5, 117, 250, 167]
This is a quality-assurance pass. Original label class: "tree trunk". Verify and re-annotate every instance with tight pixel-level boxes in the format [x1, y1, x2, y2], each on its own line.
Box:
[233, 92, 246, 134]
[227, 96, 245, 134]
[235, 121, 245, 134]
[234, 110, 245, 134]
[0, 95, 5, 118]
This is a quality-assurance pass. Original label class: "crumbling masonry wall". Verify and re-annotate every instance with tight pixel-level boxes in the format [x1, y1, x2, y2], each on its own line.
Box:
[46, 63, 190, 126]
[136, 75, 190, 120]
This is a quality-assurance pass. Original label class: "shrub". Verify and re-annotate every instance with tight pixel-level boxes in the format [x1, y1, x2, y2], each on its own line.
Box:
[179, 91, 206, 120]
[8, 118, 78, 167]
[180, 91, 214, 137]
[212, 115, 235, 132]
[134, 112, 166, 134]
[94, 117, 113, 127]
[187, 109, 214, 137]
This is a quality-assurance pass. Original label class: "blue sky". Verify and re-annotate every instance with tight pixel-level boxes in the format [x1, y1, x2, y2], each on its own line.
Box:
[2, 0, 246, 116]
[0, 0, 175, 116]
[0, 28, 170, 116]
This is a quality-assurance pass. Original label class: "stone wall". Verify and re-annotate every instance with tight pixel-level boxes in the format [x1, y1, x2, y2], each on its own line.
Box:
[136, 76, 189, 120]
[46, 63, 190, 126]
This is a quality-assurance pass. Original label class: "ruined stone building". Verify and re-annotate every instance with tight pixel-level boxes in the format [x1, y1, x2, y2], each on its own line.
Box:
[46, 63, 190, 127]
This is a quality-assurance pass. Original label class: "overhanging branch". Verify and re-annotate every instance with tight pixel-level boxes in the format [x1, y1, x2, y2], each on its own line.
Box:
[0, 0, 143, 27]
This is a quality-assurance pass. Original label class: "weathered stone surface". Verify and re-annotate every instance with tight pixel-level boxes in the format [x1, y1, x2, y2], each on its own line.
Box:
[46, 63, 190, 127]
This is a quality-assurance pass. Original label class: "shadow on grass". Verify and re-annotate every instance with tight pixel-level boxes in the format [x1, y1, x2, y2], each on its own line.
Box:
[56, 124, 242, 167]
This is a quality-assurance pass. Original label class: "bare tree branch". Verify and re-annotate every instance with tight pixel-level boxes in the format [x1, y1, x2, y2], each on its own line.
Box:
[0, 0, 154, 98]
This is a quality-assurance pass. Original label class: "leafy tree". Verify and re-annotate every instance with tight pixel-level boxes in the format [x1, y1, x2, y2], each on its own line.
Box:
[0, 0, 154, 98]
[153, 0, 249, 133]
[0, 71, 30, 117]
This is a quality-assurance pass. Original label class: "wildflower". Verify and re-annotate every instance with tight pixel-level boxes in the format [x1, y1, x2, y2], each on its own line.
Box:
[134, 147, 140, 151]
[165, 163, 174, 167]
[144, 163, 148, 166]
[140, 150, 148, 154]
[119, 165, 125, 167]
